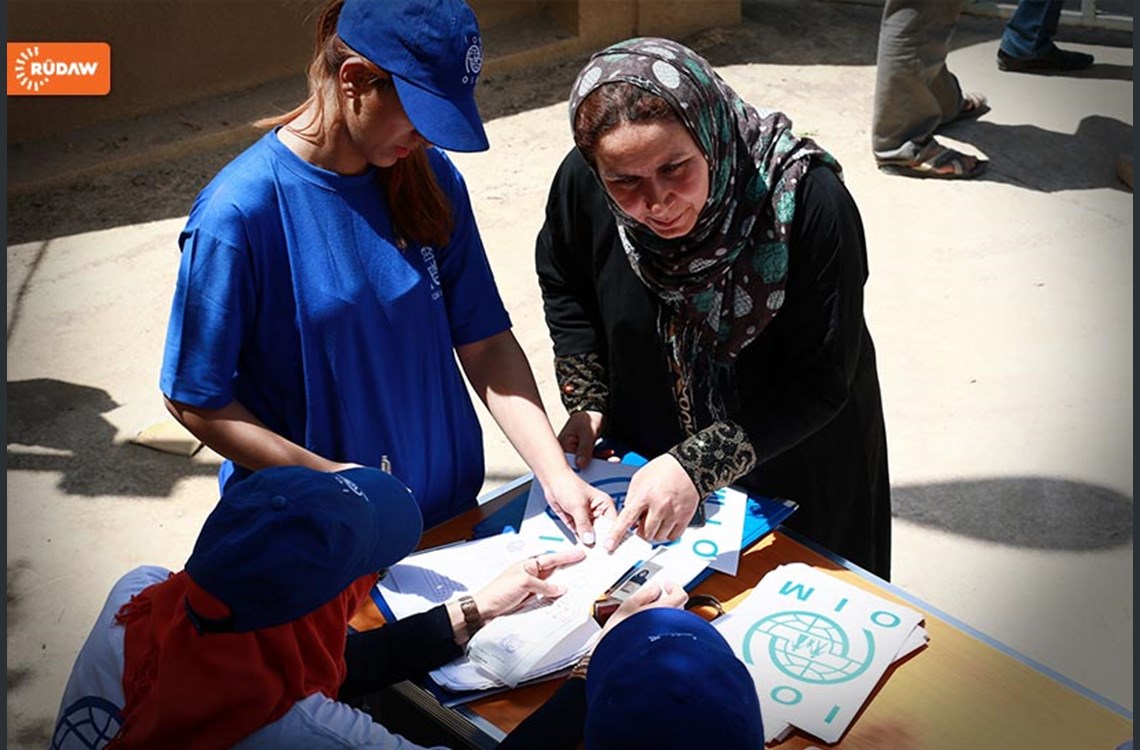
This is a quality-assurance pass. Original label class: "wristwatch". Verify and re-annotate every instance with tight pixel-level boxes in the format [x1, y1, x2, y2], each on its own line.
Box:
[458, 595, 483, 639]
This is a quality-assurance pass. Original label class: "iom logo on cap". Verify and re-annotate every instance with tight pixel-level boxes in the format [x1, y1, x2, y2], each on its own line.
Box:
[334, 474, 365, 497]
[462, 34, 482, 84]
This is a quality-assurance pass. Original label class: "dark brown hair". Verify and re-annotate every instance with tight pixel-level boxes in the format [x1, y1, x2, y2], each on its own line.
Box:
[572, 82, 678, 163]
[257, 0, 453, 247]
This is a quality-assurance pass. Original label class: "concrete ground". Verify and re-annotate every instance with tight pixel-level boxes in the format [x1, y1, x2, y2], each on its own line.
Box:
[6, 1, 1133, 746]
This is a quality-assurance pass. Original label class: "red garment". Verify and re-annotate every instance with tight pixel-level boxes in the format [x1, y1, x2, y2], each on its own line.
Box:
[107, 570, 378, 749]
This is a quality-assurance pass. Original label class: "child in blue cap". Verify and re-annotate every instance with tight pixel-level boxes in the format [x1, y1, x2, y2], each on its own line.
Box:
[500, 584, 764, 750]
[50, 465, 589, 749]
[159, 0, 613, 540]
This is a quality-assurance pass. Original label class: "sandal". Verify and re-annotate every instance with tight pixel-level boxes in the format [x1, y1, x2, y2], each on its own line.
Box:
[947, 91, 990, 124]
[877, 140, 987, 180]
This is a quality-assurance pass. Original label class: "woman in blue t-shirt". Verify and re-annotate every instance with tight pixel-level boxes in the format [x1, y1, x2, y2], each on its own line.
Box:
[160, 0, 612, 535]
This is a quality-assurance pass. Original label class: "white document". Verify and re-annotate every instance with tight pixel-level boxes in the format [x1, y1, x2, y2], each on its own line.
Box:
[679, 485, 748, 575]
[467, 517, 651, 687]
[714, 563, 926, 744]
[377, 517, 666, 691]
[518, 456, 638, 549]
[520, 454, 748, 575]
[379, 533, 539, 620]
[432, 618, 598, 692]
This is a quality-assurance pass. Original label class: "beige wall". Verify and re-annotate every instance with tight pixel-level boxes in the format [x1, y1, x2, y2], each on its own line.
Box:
[8, 1, 323, 142]
[8, 0, 740, 144]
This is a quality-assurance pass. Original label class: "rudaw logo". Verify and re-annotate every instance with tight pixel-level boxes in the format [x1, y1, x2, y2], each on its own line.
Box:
[7, 42, 111, 95]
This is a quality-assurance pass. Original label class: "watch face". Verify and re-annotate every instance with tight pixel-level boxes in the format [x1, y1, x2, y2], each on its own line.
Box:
[460, 596, 483, 635]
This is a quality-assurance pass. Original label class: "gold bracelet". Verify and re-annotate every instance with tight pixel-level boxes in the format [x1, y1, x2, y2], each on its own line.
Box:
[458, 595, 483, 639]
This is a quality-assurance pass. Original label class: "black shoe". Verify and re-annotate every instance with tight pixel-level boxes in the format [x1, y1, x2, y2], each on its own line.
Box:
[998, 46, 1094, 73]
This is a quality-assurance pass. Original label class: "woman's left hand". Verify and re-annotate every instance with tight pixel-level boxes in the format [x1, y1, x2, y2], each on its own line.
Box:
[472, 548, 588, 622]
[544, 470, 617, 546]
[604, 453, 699, 550]
[557, 410, 604, 468]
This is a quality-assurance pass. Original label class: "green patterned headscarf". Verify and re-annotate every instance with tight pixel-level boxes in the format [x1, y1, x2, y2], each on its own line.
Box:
[569, 37, 841, 430]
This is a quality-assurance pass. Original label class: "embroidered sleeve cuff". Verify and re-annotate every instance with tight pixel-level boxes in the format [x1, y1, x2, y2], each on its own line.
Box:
[554, 352, 609, 414]
[667, 420, 758, 499]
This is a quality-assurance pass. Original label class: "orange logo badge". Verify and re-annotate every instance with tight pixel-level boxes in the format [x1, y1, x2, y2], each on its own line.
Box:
[7, 42, 111, 95]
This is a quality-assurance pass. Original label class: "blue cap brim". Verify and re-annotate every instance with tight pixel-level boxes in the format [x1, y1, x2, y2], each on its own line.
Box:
[339, 467, 423, 573]
[392, 75, 489, 153]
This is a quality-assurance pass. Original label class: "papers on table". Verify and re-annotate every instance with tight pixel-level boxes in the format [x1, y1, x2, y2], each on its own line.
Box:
[380, 534, 539, 620]
[467, 517, 649, 687]
[375, 457, 792, 699]
[376, 521, 656, 691]
[519, 454, 749, 576]
[433, 622, 598, 692]
[714, 563, 929, 745]
[518, 457, 637, 549]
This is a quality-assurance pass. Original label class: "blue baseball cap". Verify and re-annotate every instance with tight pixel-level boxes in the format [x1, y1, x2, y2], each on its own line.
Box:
[185, 465, 422, 632]
[337, 0, 489, 152]
[585, 608, 764, 749]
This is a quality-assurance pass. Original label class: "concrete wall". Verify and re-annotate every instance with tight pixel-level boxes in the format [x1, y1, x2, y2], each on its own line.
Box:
[7, 0, 740, 144]
[7, 1, 322, 142]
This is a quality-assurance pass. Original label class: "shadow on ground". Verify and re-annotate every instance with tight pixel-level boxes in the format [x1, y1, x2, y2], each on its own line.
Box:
[7, 378, 219, 498]
[937, 114, 1133, 191]
[893, 477, 1134, 550]
[7, 561, 55, 747]
[8, 374, 1134, 551]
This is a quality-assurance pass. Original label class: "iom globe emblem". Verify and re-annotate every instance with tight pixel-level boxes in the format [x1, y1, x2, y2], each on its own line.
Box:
[463, 35, 482, 84]
[51, 696, 122, 749]
[742, 610, 874, 684]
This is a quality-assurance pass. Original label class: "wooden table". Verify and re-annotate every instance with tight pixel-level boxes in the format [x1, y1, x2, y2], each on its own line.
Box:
[360, 479, 1134, 749]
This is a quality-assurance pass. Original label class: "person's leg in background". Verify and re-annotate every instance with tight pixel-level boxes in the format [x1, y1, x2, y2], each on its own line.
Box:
[997, 0, 1095, 72]
[873, 0, 986, 179]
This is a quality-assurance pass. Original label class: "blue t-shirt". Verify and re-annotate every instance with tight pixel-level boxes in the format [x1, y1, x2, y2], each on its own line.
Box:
[161, 131, 510, 527]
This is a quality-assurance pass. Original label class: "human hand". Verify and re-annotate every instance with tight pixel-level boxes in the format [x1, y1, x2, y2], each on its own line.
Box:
[557, 410, 604, 468]
[603, 453, 699, 551]
[599, 579, 687, 639]
[544, 469, 616, 547]
[472, 548, 587, 622]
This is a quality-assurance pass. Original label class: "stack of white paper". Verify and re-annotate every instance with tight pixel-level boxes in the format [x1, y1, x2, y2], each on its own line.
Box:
[714, 563, 928, 744]
[375, 454, 755, 695]
[376, 522, 654, 692]
[466, 517, 651, 687]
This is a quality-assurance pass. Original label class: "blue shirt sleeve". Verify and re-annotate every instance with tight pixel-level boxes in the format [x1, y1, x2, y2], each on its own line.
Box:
[428, 150, 511, 347]
[160, 207, 256, 410]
